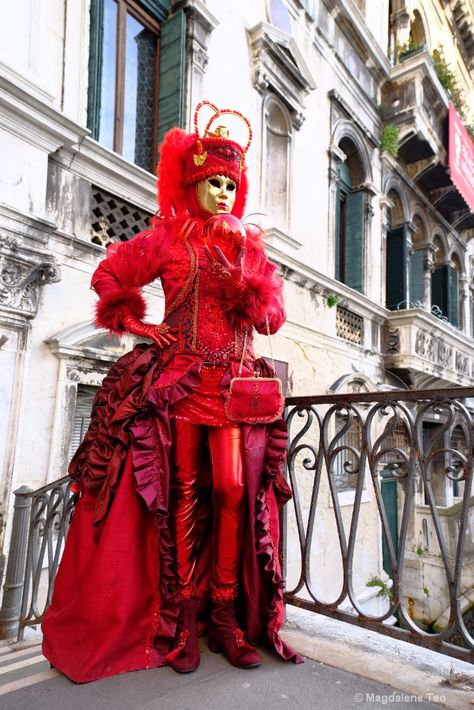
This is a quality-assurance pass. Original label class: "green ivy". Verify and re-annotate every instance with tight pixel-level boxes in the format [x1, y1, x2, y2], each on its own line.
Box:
[432, 46, 467, 118]
[393, 40, 425, 64]
[367, 576, 393, 599]
[326, 293, 341, 308]
[381, 124, 399, 157]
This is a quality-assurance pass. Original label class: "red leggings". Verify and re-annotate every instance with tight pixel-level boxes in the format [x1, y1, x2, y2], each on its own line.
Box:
[170, 419, 245, 588]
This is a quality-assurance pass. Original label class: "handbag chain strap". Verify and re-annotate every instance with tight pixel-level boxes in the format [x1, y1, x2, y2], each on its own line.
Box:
[238, 317, 276, 378]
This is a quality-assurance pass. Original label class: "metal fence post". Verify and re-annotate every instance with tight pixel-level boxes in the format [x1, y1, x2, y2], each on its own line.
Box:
[0, 486, 33, 640]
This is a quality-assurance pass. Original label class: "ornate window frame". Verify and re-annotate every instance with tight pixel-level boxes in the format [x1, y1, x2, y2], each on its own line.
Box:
[248, 21, 315, 130]
[45, 322, 136, 482]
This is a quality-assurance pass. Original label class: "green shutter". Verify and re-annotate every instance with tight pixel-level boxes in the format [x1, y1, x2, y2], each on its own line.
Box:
[386, 225, 407, 310]
[381, 470, 399, 577]
[87, 0, 104, 139]
[431, 265, 449, 319]
[344, 190, 364, 293]
[157, 9, 185, 145]
[409, 249, 424, 307]
[139, 0, 170, 21]
[449, 267, 459, 327]
[335, 184, 341, 281]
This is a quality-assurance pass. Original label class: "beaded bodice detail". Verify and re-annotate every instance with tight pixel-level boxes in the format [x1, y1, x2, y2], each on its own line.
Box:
[164, 240, 252, 365]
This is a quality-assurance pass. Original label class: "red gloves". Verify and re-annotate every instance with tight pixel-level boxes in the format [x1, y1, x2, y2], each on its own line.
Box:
[204, 245, 246, 297]
[122, 315, 177, 349]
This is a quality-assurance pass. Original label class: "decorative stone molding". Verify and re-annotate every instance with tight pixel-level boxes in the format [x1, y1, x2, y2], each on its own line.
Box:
[329, 372, 379, 393]
[0, 72, 87, 155]
[45, 321, 137, 482]
[381, 173, 411, 222]
[329, 91, 379, 151]
[66, 368, 81, 383]
[263, 227, 302, 253]
[385, 309, 474, 387]
[328, 143, 347, 163]
[175, 0, 218, 125]
[386, 327, 401, 355]
[248, 22, 315, 129]
[0, 236, 60, 320]
[423, 246, 436, 274]
[379, 196, 394, 234]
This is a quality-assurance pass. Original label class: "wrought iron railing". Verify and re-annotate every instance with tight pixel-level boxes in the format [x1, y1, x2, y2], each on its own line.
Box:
[0, 477, 76, 641]
[284, 387, 474, 663]
[1, 387, 474, 664]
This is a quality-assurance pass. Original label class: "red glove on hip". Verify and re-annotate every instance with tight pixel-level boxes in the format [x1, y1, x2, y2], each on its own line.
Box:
[122, 315, 177, 349]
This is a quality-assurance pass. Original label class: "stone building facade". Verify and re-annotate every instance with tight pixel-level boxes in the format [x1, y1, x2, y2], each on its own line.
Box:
[0, 0, 473, 626]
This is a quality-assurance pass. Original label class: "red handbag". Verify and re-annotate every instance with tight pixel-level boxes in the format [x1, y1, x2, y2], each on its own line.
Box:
[224, 320, 285, 424]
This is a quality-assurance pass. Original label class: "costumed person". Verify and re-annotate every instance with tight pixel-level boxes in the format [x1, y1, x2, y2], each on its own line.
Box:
[42, 101, 303, 682]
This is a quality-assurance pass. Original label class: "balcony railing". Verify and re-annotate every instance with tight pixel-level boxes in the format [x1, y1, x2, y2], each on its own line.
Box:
[284, 387, 474, 663]
[0, 477, 75, 641]
[382, 49, 449, 163]
[384, 309, 474, 388]
[1, 388, 474, 664]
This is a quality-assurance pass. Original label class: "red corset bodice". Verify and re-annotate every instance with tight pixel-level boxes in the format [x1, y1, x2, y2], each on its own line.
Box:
[163, 242, 253, 365]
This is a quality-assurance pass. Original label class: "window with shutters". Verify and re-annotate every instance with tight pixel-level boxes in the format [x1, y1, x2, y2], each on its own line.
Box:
[69, 385, 98, 459]
[409, 215, 427, 308]
[335, 158, 364, 293]
[409, 250, 424, 306]
[386, 224, 408, 310]
[430, 241, 461, 327]
[88, 0, 183, 172]
[385, 189, 411, 311]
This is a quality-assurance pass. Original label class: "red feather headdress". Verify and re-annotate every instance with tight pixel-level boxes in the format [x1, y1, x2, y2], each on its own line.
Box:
[156, 101, 252, 220]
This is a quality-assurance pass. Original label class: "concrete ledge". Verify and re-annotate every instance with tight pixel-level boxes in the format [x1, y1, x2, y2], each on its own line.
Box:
[281, 607, 474, 709]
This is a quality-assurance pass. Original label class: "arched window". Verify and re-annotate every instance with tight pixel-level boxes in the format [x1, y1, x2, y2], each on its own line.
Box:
[335, 138, 365, 293]
[409, 215, 427, 308]
[431, 238, 461, 326]
[385, 189, 409, 310]
[409, 9, 427, 51]
[264, 96, 291, 230]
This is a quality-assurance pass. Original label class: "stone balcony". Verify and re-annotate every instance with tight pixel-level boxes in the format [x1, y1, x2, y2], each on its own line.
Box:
[384, 308, 474, 387]
[381, 49, 449, 164]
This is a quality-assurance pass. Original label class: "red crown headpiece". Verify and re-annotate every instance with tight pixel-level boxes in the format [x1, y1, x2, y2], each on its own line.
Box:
[182, 101, 253, 186]
[157, 101, 252, 219]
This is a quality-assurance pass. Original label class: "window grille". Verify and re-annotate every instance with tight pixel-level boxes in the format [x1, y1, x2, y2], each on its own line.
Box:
[91, 186, 153, 246]
[336, 306, 364, 345]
